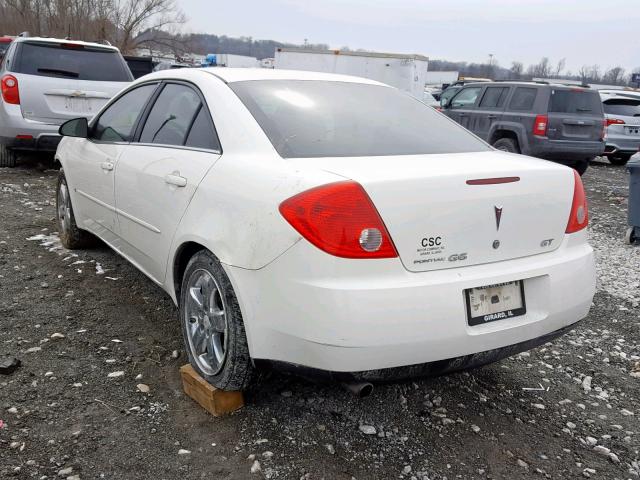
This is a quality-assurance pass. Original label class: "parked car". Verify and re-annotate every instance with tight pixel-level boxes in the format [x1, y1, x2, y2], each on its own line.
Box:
[54, 68, 595, 392]
[0, 36, 12, 61]
[600, 91, 640, 165]
[441, 81, 605, 174]
[0, 36, 133, 167]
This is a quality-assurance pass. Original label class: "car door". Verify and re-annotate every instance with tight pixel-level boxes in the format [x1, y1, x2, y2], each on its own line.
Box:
[475, 86, 510, 141]
[114, 82, 222, 283]
[446, 86, 482, 132]
[65, 83, 158, 241]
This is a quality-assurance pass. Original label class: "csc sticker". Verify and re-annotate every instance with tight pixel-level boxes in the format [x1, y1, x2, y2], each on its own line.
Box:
[421, 236, 442, 247]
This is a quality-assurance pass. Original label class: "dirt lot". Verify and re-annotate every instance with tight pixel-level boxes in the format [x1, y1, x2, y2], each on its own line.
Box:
[1, 156, 639, 480]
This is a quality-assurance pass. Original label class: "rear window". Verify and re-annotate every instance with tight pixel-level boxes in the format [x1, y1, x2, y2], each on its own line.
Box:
[549, 90, 602, 115]
[231, 80, 490, 158]
[13, 42, 132, 82]
[603, 98, 640, 117]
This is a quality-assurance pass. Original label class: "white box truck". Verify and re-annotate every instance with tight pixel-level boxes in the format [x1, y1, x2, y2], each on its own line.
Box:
[274, 48, 429, 99]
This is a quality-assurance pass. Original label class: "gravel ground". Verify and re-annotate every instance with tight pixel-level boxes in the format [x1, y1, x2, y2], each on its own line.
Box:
[1, 156, 639, 480]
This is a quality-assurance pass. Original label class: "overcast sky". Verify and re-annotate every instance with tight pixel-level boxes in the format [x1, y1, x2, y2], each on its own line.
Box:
[180, 0, 637, 74]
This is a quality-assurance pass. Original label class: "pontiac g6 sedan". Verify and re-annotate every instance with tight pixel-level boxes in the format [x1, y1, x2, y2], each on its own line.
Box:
[55, 68, 596, 391]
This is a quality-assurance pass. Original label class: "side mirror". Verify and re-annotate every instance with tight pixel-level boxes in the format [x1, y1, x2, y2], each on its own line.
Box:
[59, 117, 88, 138]
[440, 97, 450, 109]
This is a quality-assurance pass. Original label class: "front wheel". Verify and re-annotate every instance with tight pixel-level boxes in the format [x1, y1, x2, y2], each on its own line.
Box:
[625, 227, 638, 245]
[56, 171, 95, 249]
[180, 250, 255, 391]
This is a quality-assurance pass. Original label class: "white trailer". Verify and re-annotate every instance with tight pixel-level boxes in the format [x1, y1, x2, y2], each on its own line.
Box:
[274, 48, 429, 98]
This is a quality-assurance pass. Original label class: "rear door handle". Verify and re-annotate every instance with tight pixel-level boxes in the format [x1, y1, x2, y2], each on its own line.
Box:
[100, 161, 114, 171]
[165, 172, 187, 188]
[487, 115, 498, 119]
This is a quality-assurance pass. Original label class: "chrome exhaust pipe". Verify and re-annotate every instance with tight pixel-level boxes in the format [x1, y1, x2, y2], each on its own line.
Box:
[341, 382, 374, 398]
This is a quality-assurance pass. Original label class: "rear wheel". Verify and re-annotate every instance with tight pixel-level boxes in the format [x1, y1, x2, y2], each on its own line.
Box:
[56, 171, 95, 249]
[625, 227, 637, 245]
[609, 153, 631, 166]
[0, 145, 17, 167]
[492, 138, 519, 154]
[573, 160, 589, 176]
[180, 250, 255, 391]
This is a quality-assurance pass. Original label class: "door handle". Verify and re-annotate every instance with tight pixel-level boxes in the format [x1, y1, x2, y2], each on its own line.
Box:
[165, 172, 187, 188]
[100, 161, 114, 171]
[487, 115, 497, 119]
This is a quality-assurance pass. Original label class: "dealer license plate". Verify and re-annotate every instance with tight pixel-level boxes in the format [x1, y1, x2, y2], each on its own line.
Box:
[465, 281, 526, 326]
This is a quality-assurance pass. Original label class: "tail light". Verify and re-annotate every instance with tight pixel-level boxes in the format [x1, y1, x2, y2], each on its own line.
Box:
[566, 170, 588, 233]
[533, 114, 548, 136]
[606, 118, 625, 127]
[279, 181, 398, 259]
[1, 74, 19, 105]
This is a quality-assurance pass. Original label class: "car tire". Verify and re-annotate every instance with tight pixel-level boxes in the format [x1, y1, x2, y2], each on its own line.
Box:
[0, 145, 17, 167]
[56, 170, 96, 249]
[492, 138, 519, 154]
[573, 160, 589, 176]
[625, 227, 637, 245]
[609, 154, 631, 166]
[180, 250, 255, 391]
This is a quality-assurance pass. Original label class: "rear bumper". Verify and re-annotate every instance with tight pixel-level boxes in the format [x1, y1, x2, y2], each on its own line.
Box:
[604, 134, 640, 156]
[227, 231, 596, 373]
[0, 103, 61, 152]
[529, 139, 605, 162]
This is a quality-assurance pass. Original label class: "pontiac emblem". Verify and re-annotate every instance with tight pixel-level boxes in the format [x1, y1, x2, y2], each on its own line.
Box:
[494, 206, 503, 231]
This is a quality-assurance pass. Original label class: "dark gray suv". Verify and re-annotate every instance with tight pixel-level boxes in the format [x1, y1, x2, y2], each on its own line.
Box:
[441, 81, 605, 174]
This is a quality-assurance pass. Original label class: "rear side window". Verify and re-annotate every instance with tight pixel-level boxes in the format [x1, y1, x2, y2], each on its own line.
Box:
[603, 98, 640, 117]
[13, 42, 132, 81]
[185, 107, 221, 151]
[93, 84, 156, 142]
[140, 84, 201, 146]
[509, 87, 537, 110]
[479, 87, 509, 108]
[549, 90, 602, 115]
[451, 87, 482, 108]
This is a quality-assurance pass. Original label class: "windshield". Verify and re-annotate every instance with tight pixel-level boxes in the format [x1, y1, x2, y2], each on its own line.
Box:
[548, 89, 603, 115]
[603, 98, 640, 118]
[230, 80, 490, 158]
[13, 42, 132, 82]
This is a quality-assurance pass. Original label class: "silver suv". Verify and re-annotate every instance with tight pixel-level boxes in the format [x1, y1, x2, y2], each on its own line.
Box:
[0, 36, 132, 167]
[600, 90, 640, 165]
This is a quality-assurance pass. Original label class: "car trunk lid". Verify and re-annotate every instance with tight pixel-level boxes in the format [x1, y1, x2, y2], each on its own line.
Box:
[290, 151, 575, 272]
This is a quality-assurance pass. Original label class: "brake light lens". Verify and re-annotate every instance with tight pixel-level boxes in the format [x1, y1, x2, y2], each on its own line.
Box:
[606, 118, 625, 127]
[533, 114, 548, 136]
[566, 170, 588, 233]
[279, 181, 398, 258]
[1, 74, 19, 104]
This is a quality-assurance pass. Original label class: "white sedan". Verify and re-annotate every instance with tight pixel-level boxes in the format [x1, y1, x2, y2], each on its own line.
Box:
[55, 68, 596, 392]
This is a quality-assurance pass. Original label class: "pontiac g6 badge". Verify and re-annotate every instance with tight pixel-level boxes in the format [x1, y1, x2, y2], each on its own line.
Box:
[494, 206, 503, 231]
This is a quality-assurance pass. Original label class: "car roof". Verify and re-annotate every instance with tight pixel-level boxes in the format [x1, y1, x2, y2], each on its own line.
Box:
[200, 67, 387, 86]
[13, 36, 119, 52]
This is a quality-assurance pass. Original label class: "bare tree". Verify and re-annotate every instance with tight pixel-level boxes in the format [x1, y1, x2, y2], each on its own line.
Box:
[603, 66, 626, 85]
[510, 61, 523, 79]
[531, 57, 551, 78]
[112, 0, 186, 53]
[554, 58, 566, 77]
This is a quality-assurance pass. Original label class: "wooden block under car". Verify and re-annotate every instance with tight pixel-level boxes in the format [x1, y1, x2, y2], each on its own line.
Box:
[180, 364, 244, 416]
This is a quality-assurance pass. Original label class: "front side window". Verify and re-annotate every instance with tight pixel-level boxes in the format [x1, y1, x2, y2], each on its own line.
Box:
[479, 87, 509, 108]
[450, 87, 482, 108]
[509, 87, 538, 110]
[13, 42, 132, 82]
[230, 80, 490, 158]
[92, 84, 157, 142]
[140, 84, 201, 146]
